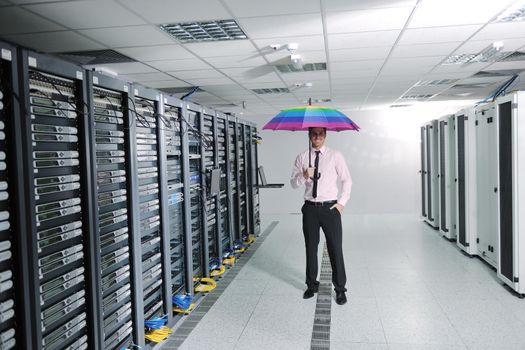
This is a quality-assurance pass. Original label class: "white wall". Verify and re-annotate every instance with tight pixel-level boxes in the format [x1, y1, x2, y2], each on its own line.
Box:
[256, 103, 472, 215]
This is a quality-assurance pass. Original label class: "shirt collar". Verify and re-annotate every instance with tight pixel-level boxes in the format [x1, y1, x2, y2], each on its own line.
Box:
[311, 145, 327, 155]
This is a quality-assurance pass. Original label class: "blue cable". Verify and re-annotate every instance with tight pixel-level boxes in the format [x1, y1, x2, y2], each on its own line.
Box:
[144, 315, 168, 330]
[172, 294, 193, 309]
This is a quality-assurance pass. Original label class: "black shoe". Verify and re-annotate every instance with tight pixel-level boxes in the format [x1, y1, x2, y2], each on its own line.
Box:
[335, 291, 347, 305]
[303, 285, 319, 299]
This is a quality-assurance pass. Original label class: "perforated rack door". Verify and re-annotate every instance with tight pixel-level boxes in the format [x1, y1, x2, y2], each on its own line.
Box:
[216, 115, 231, 254]
[89, 78, 136, 350]
[18, 51, 96, 350]
[227, 118, 239, 242]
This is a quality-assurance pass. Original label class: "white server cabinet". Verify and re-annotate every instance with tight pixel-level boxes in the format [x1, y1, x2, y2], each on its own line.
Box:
[496, 91, 525, 296]
[455, 108, 478, 255]
[420, 125, 427, 220]
[423, 120, 439, 228]
[475, 104, 498, 268]
[438, 115, 457, 240]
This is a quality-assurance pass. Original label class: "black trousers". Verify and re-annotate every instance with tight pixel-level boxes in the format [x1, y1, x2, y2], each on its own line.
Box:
[302, 202, 347, 292]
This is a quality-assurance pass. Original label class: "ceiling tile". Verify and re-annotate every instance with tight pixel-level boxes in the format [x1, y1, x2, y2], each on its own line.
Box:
[79, 25, 174, 47]
[186, 77, 236, 86]
[484, 61, 525, 71]
[233, 74, 282, 84]
[0, 6, 64, 34]
[148, 58, 211, 71]
[117, 45, 195, 61]
[330, 59, 384, 72]
[281, 71, 329, 83]
[5, 31, 104, 53]
[408, 0, 513, 28]
[219, 66, 276, 78]
[204, 55, 267, 68]
[323, 0, 417, 11]
[25, 0, 145, 29]
[170, 69, 225, 80]
[391, 42, 461, 58]
[328, 30, 400, 50]
[119, 72, 174, 82]
[86, 62, 158, 74]
[265, 50, 326, 64]
[254, 35, 325, 52]
[238, 14, 323, 39]
[472, 22, 525, 41]
[184, 40, 257, 58]
[241, 81, 287, 89]
[116, 0, 230, 24]
[326, 7, 413, 34]
[429, 62, 491, 74]
[225, 0, 320, 17]
[328, 68, 380, 78]
[398, 25, 482, 45]
[453, 38, 525, 55]
[144, 79, 190, 88]
[330, 47, 391, 62]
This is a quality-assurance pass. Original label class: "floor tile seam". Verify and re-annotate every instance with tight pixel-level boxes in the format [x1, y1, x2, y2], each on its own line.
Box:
[310, 243, 332, 349]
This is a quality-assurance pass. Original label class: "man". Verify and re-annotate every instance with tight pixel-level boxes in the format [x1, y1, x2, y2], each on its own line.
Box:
[290, 127, 352, 305]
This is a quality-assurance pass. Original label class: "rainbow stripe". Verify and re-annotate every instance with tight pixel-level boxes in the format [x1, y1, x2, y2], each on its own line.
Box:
[263, 105, 359, 131]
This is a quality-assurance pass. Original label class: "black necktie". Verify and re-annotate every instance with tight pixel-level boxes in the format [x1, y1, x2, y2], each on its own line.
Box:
[312, 151, 320, 198]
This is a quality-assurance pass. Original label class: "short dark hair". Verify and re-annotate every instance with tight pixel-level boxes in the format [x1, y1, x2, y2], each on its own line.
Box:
[308, 127, 326, 136]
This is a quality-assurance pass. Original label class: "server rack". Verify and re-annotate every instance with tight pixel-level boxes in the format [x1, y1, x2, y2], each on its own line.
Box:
[420, 126, 427, 219]
[423, 120, 439, 228]
[184, 102, 207, 284]
[475, 104, 498, 267]
[130, 85, 168, 346]
[237, 122, 248, 240]
[251, 125, 261, 236]
[216, 113, 232, 255]
[496, 91, 525, 296]
[86, 72, 137, 350]
[162, 95, 188, 305]
[454, 108, 478, 255]
[202, 108, 221, 273]
[17, 50, 97, 350]
[0, 41, 29, 350]
[227, 117, 240, 242]
[437, 115, 457, 240]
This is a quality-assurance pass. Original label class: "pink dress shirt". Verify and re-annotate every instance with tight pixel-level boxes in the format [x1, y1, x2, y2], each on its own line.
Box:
[290, 145, 352, 206]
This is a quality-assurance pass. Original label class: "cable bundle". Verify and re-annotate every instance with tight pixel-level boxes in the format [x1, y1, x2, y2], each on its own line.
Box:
[144, 326, 172, 343]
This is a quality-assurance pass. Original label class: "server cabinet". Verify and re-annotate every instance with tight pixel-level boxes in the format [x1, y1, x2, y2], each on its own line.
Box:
[17, 50, 97, 350]
[496, 91, 525, 296]
[423, 120, 439, 228]
[216, 113, 232, 254]
[475, 104, 498, 267]
[226, 117, 240, 242]
[130, 85, 168, 346]
[86, 72, 138, 349]
[162, 95, 188, 305]
[437, 115, 457, 240]
[455, 108, 478, 255]
[0, 41, 30, 350]
[250, 125, 261, 236]
[184, 102, 207, 284]
[237, 122, 248, 239]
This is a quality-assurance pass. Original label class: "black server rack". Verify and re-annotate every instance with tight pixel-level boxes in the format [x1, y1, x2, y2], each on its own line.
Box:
[17, 50, 97, 350]
[250, 125, 261, 236]
[0, 41, 29, 350]
[86, 71, 136, 350]
[216, 114, 232, 256]
[202, 110, 221, 273]
[184, 103, 206, 284]
[162, 96, 187, 305]
[130, 85, 168, 346]
[237, 122, 248, 241]
[227, 117, 240, 243]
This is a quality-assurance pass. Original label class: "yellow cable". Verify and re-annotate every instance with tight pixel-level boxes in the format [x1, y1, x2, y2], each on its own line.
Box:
[244, 234, 256, 245]
[223, 256, 236, 266]
[173, 303, 195, 314]
[145, 326, 172, 343]
[193, 277, 217, 292]
[210, 264, 226, 277]
[234, 246, 245, 253]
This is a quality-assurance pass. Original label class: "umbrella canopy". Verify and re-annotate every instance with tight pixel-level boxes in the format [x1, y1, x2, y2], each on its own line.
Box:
[262, 104, 359, 131]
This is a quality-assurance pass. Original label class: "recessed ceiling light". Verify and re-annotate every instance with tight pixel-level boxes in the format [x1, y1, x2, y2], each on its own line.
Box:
[160, 20, 247, 43]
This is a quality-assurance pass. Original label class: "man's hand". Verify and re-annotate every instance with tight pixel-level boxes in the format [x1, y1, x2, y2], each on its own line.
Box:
[330, 203, 344, 214]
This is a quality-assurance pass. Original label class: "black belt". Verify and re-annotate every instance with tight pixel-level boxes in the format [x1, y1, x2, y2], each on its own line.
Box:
[304, 200, 337, 207]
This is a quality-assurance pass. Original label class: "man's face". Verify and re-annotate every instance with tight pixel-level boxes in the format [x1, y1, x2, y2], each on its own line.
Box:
[309, 127, 326, 149]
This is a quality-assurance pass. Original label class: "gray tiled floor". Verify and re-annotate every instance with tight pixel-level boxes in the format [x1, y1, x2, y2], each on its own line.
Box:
[160, 214, 525, 350]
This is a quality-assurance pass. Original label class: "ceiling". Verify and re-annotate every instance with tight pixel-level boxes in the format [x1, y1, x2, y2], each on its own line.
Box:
[1, 0, 525, 122]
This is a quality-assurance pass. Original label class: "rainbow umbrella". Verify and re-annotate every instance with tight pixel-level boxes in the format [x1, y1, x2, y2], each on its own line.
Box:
[263, 100, 359, 166]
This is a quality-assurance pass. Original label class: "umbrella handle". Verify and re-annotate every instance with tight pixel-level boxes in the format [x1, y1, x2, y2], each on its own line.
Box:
[308, 139, 311, 167]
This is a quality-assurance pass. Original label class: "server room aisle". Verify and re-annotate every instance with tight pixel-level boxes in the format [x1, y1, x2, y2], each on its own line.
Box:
[160, 214, 525, 350]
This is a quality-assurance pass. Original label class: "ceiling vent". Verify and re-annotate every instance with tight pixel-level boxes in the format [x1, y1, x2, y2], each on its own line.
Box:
[414, 79, 459, 86]
[159, 20, 247, 43]
[251, 88, 290, 94]
[400, 94, 435, 100]
[56, 49, 137, 65]
[275, 62, 327, 73]
[451, 82, 494, 89]
[499, 51, 525, 62]
[390, 104, 412, 108]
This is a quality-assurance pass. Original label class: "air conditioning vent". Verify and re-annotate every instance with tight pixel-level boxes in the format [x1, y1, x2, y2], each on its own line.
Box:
[415, 79, 459, 86]
[251, 88, 290, 94]
[400, 94, 435, 100]
[390, 104, 412, 108]
[160, 20, 247, 43]
[499, 51, 525, 62]
[275, 62, 327, 73]
[56, 49, 136, 65]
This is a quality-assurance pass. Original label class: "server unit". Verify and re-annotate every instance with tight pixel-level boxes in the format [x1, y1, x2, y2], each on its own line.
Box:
[422, 120, 439, 228]
[216, 113, 232, 255]
[496, 91, 525, 296]
[437, 115, 457, 240]
[18, 50, 96, 350]
[454, 108, 478, 255]
[475, 104, 498, 268]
